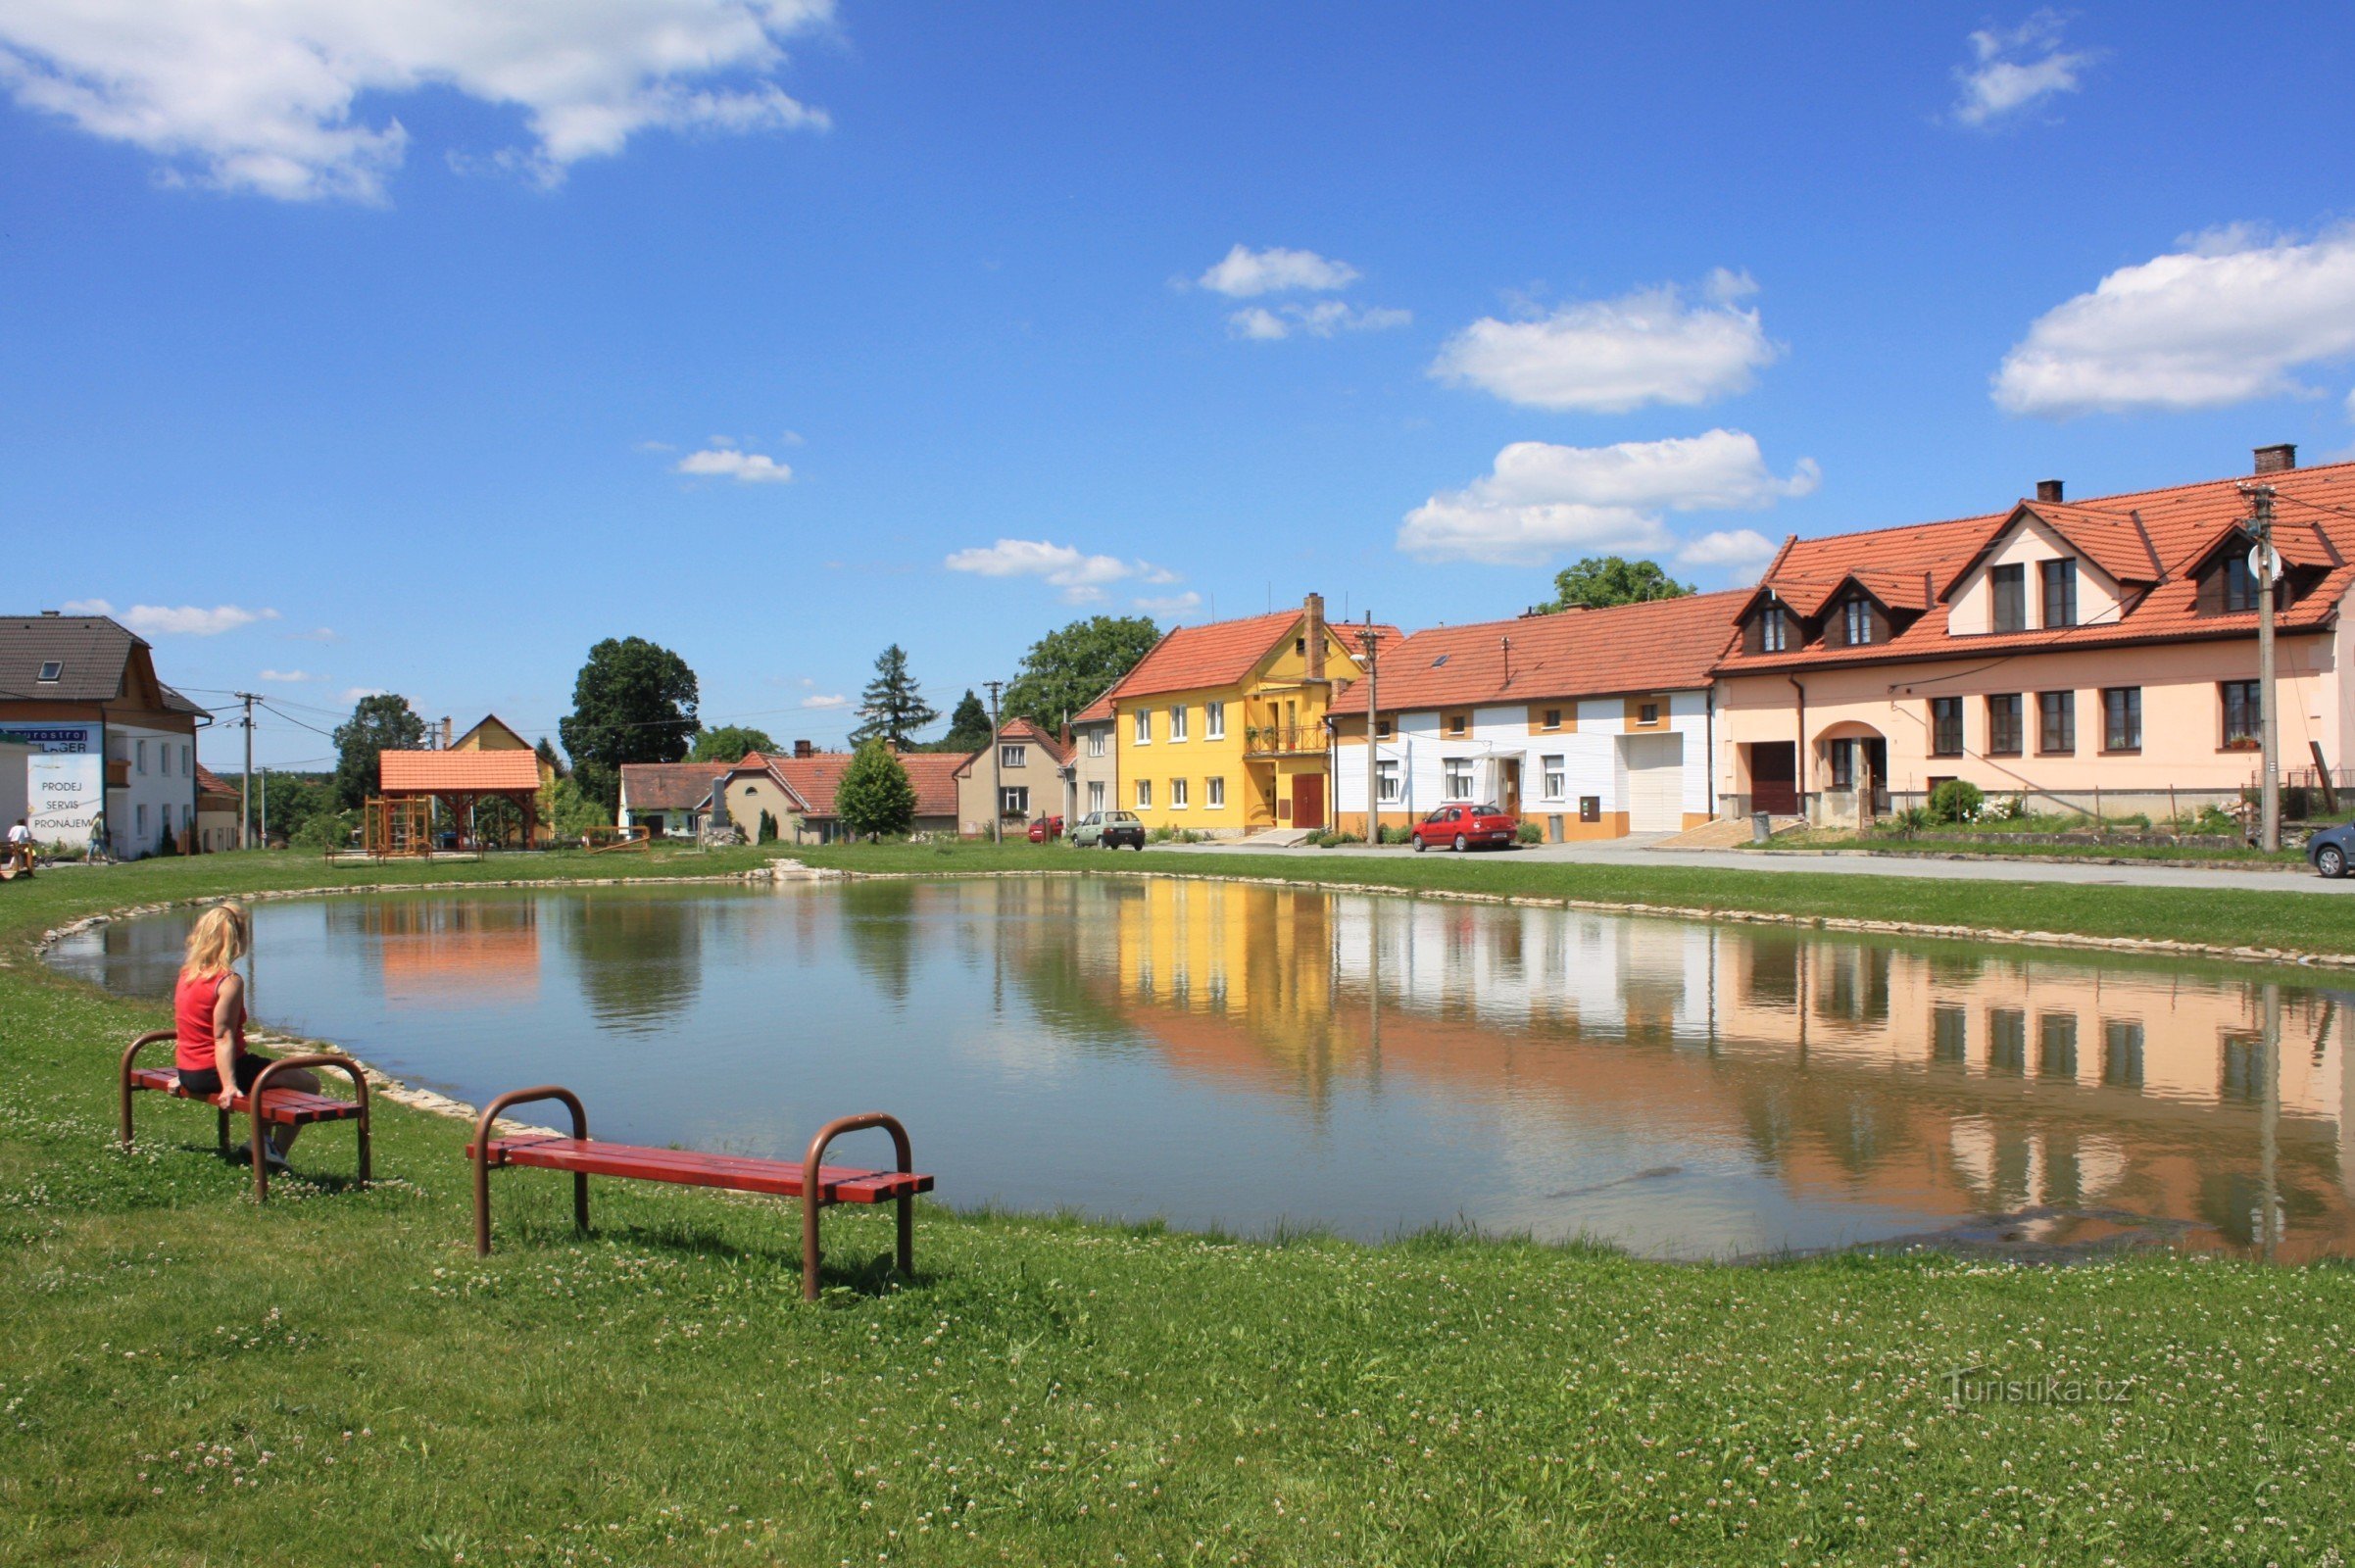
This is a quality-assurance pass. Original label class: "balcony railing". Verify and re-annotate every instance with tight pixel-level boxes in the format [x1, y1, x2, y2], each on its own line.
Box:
[1242, 724, 1322, 757]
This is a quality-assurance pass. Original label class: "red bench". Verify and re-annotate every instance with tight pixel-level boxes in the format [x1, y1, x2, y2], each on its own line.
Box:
[119, 1031, 372, 1200]
[466, 1086, 933, 1300]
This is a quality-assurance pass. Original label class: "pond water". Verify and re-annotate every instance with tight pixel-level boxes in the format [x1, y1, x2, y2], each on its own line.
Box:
[49, 878, 2355, 1260]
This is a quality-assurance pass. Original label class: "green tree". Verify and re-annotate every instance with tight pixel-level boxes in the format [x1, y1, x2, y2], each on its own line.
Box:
[757, 808, 779, 844]
[1538, 556, 1695, 612]
[834, 740, 916, 840]
[1002, 614, 1160, 731]
[534, 736, 568, 779]
[690, 723, 780, 763]
[929, 690, 992, 754]
[850, 644, 939, 749]
[332, 694, 428, 809]
[539, 775, 612, 842]
[559, 637, 700, 809]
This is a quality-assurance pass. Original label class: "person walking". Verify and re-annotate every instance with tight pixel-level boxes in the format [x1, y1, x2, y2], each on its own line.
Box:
[86, 808, 109, 864]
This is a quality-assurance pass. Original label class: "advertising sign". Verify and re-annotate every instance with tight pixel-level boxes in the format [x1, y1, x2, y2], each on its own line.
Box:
[28, 753, 103, 843]
[0, 722, 98, 754]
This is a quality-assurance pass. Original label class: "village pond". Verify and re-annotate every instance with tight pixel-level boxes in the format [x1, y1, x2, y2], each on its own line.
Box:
[49, 877, 2355, 1260]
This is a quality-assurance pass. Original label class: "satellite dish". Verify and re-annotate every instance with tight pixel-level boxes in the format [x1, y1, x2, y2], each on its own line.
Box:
[2249, 543, 2283, 579]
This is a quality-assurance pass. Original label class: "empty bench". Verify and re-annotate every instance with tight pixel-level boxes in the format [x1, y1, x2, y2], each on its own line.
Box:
[120, 1030, 372, 1200]
[466, 1086, 933, 1300]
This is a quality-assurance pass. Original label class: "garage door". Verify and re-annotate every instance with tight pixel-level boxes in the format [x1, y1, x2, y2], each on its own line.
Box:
[1624, 732, 1686, 832]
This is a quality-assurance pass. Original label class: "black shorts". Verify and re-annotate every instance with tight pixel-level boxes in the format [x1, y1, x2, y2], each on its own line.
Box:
[177, 1054, 268, 1100]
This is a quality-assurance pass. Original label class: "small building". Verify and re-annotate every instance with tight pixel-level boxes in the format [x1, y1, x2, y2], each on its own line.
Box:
[620, 741, 962, 844]
[619, 760, 728, 838]
[952, 719, 1067, 835]
[1063, 699, 1118, 822]
[1332, 592, 1735, 840]
[0, 612, 209, 857]
[377, 748, 543, 849]
[194, 763, 241, 853]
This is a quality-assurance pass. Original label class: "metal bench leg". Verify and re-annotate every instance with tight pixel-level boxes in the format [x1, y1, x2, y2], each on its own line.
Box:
[249, 1054, 374, 1203]
[471, 1086, 589, 1256]
[802, 1113, 915, 1302]
[119, 1030, 176, 1152]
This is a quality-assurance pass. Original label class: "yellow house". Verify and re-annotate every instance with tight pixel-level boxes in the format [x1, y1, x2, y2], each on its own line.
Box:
[451, 713, 557, 787]
[1106, 594, 1394, 837]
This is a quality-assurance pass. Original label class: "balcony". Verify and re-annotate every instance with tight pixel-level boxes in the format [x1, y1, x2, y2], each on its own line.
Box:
[1242, 724, 1323, 758]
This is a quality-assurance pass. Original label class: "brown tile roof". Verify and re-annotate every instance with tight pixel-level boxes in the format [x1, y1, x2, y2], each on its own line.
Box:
[193, 763, 239, 804]
[1073, 692, 1116, 724]
[1336, 591, 1745, 713]
[771, 749, 962, 819]
[620, 760, 727, 811]
[1719, 458, 2355, 673]
[950, 718, 1067, 777]
[379, 749, 544, 792]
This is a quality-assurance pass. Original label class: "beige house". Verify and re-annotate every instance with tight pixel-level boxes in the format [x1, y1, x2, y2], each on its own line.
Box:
[1064, 703, 1118, 821]
[952, 719, 1066, 835]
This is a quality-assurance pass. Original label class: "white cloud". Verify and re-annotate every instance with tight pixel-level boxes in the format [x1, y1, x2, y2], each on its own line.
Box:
[1675, 528, 1779, 569]
[1994, 226, 2355, 415]
[1953, 13, 2096, 127]
[257, 668, 317, 683]
[1132, 591, 1202, 616]
[62, 599, 280, 635]
[945, 538, 1178, 605]
[1430, 277, 1778, 413]
[339, 686, 387, 703]
[286, 626, 338, 642]
[674, 445, 794, 483]
[0, 0, 832, 203]
[802, 693, 847, 709]
[1228, 301, 1412, 340]
[1197, 244, 1359, 298]
[1398, 429, 1819, 565]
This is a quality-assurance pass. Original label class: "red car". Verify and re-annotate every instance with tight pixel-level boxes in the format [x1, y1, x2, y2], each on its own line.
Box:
[1026, 814, 1065, 843]
[1412, 802, 1518, 852]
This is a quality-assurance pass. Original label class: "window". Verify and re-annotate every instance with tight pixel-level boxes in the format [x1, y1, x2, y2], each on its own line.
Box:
[1930, 697, 1963, 758]
[1989, 564, 2027, 633]
[2223, 553, 2259, 613]
[136, 804, 148, 839]
[36, 661, 61, 683]
[1375, 718, 1393, 738]
[1375, 760, 1400, 804]
[1088, 730, 1106, 758]
[1639, 702, 1661, 725]
[2039, 1014, 2079, 1078]
[136, 739, 148, 774]
[2040, 558, 2078, 627]
[2222, 680, 2262, 748]
[1133, 710, 1151, 744]
[180, 744, 191, 776]
[1087, 780, 1105, 812]
[1444, 760, 1474, 799]
[1205, 701, 1224, 740]
[2102, 1021, 2144, 1088]
[1986, 693, 2023, 756]
[1760, 607, 1790, 653]
[1169, 706, 1188, 742]
[1170, 778, 1189, 808]
[1541, 708, 1562, 730]
[159, 744, 172, 776]
[1000, 744, 1027, 770]
[1295, 637, 1307, 657]
[1932, 1005, 1969, 1064]
[1842, 598, 1872, 647]
[1207, 776, 1224, 808]
[1002, 786, 1029, 816]
[1988, 1009, 2027, 1075]
[1446, 712, 1468, 738]
[2037, 690, 2075, 754]
[1828, 739, 1854, 790]
[1135, 779, 1153, 808]
[2102, 687, 2141, 752]
[1542, 755, 1566, 799]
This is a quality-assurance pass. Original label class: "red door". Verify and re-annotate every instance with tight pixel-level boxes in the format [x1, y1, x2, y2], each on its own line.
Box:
[1293, 775, 1325, 831]
[1749, 743, 1797, 815]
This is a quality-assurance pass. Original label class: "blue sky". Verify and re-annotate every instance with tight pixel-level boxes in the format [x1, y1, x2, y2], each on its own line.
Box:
[5, 3, 2355, 768]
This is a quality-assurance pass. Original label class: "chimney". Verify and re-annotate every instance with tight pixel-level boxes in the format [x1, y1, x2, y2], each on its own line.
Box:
[2255, 443, 2297, 475]
[1303, 592, 1326, 681]
[794, 738, 812, 759]
[441, 716, 454, 749]
[2036, 479, 2064, 503]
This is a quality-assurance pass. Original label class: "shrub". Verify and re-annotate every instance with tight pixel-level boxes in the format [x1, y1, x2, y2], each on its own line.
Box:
[757, 809, 779, 845]
[1515, 819, 1545, 845]
[292, 808, 354, 852]
[1927, 779, 1984, 824]
[1894, 805, 1932, 834]
[1315, 830, 1365, 849]
[835, 741, 916, 839]
[1378, 824, 1415, 846]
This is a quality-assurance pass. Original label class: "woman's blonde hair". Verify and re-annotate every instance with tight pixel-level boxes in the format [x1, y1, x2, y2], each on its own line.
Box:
[180, 905, 248, 979]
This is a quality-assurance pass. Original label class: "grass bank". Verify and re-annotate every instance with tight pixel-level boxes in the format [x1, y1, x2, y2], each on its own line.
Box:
[1758, 826, 2311, 869]
[3, 851, 2352, 1565]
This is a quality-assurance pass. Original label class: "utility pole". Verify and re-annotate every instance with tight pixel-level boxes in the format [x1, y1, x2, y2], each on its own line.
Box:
[2244, 483, 2281, 852]
[259, 764, 269, 849]
[234, 692, 260, 850]
[1358, 615, 1383, 843]
[984, 679, 1006, 845]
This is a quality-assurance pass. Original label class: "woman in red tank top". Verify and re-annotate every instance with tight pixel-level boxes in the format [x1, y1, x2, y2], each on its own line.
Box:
[173, 905, 318, 1169]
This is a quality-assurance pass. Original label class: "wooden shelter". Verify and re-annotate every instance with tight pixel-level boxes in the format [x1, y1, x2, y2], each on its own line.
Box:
[377, 749, 542, 851]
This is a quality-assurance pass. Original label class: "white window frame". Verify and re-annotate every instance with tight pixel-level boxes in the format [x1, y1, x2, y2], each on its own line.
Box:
[1001, 785, 1029, 817]
[1542, 755, 1566, 799]
[1375, 760, 1400, 804]
[1207, 776, 1224, 808]
[1205, 701, 1225, 740]
[1000, 744, 1027, 770]
[136, 739, 149, 774]
[1133, 710, 1151, 744]
[1444, 760, 1474, 800]
[1088, 731, 1106, 759]
[1169, 705, 1188, 742]
[1135, 779, 1153, 809]
[1171, 777, 1189, 809]
[1087, 780, 1105, 812]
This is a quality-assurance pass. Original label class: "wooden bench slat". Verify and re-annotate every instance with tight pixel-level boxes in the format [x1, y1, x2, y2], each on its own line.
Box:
[128, 1066, 364, 1126]
[465, 1136, 933, 1204]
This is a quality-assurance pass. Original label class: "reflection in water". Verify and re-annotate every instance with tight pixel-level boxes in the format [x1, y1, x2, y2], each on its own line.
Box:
[47, 878, 2355, 1260]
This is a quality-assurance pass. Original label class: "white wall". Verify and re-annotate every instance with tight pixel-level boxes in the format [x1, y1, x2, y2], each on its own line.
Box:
[0, 742, 28, 833]
[105, 723, 196, 857]
[1946, 515, 2127, 637]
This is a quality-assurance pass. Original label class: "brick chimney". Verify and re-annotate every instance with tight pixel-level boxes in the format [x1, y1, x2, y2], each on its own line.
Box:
[2255, 443, 2297, 474]
[1302, 592, 1326, 681]
[2036, 479, 2064, 503]
[794, 739, 812, 759]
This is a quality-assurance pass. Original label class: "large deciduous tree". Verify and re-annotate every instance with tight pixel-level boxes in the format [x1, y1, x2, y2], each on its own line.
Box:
[835, 740, 917, 840]
[332, 694, 427, 809]
[851, 644, 938, 750]
[559, 637, 700, 809]
[1002, 614, 1159, 732]
[689, 723, 780, 763]
[1539, 556, 1694, 612]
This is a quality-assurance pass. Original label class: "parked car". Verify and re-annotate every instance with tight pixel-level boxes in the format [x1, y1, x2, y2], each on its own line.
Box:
[1070, 809, 1147, 850]
[1026, 814, 1065, 843]
[1411, 802, 1518, 853]
[2309, 820, 2355, 878]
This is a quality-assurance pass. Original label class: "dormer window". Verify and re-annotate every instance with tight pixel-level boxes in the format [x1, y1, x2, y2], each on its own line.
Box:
[1989, 564, 2027, 633]
[2040, 559, 2078, 627]
[1760, 606, 1791, 654]
[37, 661, 62, 683]
[2223, 553, 2259, 613]
[1841, 599, 1872, 647]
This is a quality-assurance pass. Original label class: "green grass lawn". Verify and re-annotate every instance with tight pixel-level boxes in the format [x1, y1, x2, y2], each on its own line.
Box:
[1759, 826, 2313, 869]
[3, 850, 2353, 1564]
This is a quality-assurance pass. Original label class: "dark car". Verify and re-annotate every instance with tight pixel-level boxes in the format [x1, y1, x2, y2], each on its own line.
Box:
[2309, 821, 2355, 878]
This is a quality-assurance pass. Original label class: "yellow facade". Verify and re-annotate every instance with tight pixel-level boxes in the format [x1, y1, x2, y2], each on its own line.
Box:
[1113, 618, 1371, 835]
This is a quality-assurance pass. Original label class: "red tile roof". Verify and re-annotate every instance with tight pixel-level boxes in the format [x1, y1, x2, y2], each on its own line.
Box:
[193, 763, 239, 803]
[1336, 591, 1745, 713]
[950, 718, 1067, 777]
[1102, 611, 1401, 702]
[771, 749, 961, 819]
[1073, 692, 1116, 724]
[1719, 458, 2355, 673]
[379, 749, 543, 792]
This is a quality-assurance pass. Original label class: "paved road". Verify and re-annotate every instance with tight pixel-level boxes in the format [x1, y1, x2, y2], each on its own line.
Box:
[1141, 835, 2351, 896]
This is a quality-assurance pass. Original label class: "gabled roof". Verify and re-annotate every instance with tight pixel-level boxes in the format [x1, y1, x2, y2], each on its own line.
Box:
[1336, 591, 1744, 713]
[772, 749, 961, 818]
[949, 719, 1066, 778]
[452, 713, 534, 751]
[379, 749, 543, 792]
[1719, 457, 2355, 673]
[1073, 691, 1116, 725]
[1100, 610, 1399, 702]
[619, 760, 728, 811]
[194, 763, 239, 803]
[0, 614, 208, 716]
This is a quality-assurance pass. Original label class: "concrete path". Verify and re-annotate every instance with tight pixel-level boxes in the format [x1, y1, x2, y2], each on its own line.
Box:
[1142, 836, 2348, 895]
